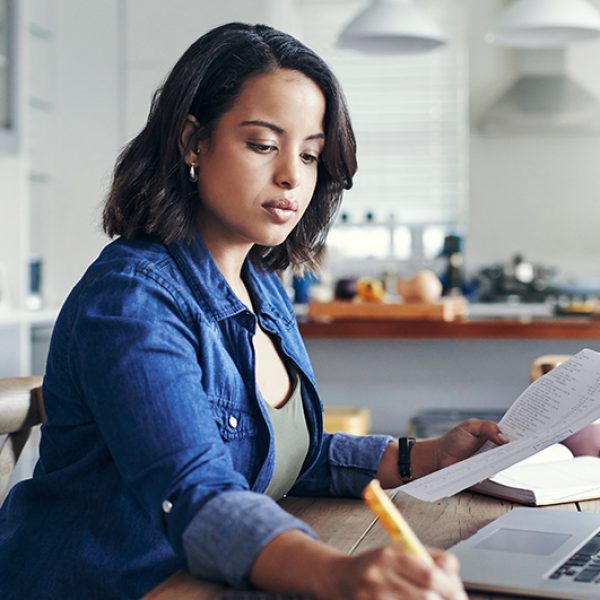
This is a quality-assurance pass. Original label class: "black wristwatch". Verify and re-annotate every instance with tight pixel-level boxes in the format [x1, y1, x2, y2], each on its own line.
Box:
[398, 436, 416, 480]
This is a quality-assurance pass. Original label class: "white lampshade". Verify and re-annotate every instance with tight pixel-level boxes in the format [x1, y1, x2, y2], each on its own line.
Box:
[487, 0, 600, 48]
[336, 0, 447, 54]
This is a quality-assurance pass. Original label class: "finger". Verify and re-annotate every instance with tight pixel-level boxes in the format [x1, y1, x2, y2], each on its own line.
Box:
[357, 547, 445, 599]
[384, 570, 445, 600]
[461, 418, 507, 445]
[429, 548, 460, 575]
[396, 551, 465, 597]
[477, 419, 509, 444]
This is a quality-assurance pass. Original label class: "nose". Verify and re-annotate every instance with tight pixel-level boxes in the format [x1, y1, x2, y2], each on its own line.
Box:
[274, 152, 301, 190]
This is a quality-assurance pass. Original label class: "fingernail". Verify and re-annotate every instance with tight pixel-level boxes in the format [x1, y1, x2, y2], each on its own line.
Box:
[498, 433, 509, 443]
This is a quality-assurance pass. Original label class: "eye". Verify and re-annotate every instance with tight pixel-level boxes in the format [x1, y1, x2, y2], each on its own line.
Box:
[301, 152, 319, 165]
[247, 142, 276, 154]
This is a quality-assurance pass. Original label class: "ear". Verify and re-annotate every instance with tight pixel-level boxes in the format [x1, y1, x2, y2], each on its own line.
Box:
[179, 114, 201, 165]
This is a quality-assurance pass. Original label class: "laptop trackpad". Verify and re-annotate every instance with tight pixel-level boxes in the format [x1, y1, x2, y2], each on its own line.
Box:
[476, 528, 572, 555]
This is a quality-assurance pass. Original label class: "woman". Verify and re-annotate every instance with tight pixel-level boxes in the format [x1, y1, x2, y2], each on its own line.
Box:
[0, 23, 505, 599]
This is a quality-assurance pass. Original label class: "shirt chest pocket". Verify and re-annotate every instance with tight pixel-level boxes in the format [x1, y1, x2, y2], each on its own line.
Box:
[208, 396, 264, 485]
[208, 397, 259, 441]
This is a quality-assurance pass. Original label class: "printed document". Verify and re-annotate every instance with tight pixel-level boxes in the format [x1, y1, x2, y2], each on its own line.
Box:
[400, 348, 600, 502]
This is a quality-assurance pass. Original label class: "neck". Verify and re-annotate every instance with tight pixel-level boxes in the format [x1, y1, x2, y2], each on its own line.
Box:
[198, 229, 254, 308]
[210, 244, 248, 286]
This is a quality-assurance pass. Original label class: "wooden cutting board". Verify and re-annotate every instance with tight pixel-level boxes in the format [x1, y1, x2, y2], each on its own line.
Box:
[307, 298, 468, 322]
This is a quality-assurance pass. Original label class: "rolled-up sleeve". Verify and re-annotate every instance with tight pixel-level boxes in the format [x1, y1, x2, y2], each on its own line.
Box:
[290, 432, 394, 498]
[183, 491, 316, 587]
[328, 433, 395, 497]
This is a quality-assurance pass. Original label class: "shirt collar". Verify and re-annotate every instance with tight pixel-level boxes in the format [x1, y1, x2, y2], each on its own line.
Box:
[167, 234, 281, 323]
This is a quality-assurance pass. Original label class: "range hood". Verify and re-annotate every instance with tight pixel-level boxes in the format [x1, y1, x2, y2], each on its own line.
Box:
[486, 0, 600, 48]
[479, 49, 600, 135]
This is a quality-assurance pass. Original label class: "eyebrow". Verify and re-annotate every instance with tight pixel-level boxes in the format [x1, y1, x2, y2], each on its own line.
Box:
[239, 119, 325, 141]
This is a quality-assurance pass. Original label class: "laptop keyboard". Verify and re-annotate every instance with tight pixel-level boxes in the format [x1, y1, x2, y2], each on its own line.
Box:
[549, 531, 600, 583]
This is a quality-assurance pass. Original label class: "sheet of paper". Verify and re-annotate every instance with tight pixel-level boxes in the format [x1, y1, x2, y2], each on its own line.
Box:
[400, 348, 600, 502]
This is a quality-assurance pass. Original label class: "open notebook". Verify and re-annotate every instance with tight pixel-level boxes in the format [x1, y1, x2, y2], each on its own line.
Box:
[471, 443, 600, 506]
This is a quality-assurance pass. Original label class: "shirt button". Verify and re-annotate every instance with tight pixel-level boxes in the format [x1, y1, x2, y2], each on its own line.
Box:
[162, 500, 173, 513]
[228, 415, 238, 429]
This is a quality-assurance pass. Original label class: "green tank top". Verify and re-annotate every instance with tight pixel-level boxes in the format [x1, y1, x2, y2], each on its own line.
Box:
[261, 371, 310, 500]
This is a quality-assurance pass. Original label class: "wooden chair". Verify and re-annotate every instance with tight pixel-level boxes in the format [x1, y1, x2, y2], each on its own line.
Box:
[529, 354, 600, 456]
[529, 354, 571, 382]
[0, 377, 44, 500]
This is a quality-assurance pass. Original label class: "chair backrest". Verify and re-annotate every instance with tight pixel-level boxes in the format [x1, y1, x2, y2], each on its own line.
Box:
[529, 354, 572, 382]
[0, 377, 44, 500]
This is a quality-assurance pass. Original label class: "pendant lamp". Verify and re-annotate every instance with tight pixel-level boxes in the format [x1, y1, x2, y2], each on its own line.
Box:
[486, 0, 600, 48]
[336, 0, 447, 54]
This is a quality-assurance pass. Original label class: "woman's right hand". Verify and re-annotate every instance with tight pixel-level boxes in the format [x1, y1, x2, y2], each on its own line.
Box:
[250, 529, 466, 600]
[324, 545, 468, 600]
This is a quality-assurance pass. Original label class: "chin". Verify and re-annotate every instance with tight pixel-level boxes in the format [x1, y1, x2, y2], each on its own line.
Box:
[255, 238, 289, 250]
[253, 229, 294, 248]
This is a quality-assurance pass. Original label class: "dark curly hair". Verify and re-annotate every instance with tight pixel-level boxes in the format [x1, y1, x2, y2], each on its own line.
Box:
[103, 22, 357, 272]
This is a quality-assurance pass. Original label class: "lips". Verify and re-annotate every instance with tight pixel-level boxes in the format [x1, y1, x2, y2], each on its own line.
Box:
[262, 199, 298, 212]
[262, 199, 298, 224]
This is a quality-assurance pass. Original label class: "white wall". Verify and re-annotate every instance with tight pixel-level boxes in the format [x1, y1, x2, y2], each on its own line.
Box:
[125, 0, 269, 141]
[467, 0, 600, 285]
[22, 0, 272, 308]
[0, 156, 27, 308]
[28, 0, 120, 307]
[0, 0, 28, 311]
[42, 0, 271, 306]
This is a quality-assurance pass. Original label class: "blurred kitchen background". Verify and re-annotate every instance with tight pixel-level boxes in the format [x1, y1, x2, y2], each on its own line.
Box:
[2, 0, 600, 436]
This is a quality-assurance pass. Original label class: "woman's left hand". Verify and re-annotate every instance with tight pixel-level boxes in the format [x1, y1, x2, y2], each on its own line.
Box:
[377, 419, 509, 486]
[433, 419, 508, 471]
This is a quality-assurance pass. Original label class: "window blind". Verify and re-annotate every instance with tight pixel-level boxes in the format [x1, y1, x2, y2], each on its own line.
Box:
[297, 0, 468, 226]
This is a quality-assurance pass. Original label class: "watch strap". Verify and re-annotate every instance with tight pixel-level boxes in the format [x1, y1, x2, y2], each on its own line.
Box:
[398, 436, 416, 480]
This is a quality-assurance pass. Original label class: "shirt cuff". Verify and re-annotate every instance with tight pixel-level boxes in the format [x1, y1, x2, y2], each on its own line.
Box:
[329, 433, 395, 497]
[182, 490, 317, 588]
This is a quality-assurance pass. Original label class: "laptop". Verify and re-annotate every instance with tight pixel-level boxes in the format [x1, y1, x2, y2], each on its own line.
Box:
[450, 507, 600, 600]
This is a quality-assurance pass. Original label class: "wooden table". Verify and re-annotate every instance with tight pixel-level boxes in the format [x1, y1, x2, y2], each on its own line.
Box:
[145, 490, 600, 599]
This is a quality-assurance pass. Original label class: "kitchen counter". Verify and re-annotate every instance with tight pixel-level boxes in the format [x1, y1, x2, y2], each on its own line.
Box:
[299, 316, 600, 339]
[297, 303, 600, 339]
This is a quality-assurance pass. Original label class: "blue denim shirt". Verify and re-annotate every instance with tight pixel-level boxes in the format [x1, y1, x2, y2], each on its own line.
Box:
[0, 235, 393, 599]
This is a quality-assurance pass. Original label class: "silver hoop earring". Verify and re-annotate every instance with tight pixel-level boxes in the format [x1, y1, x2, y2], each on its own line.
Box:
[188, 163, 198, 183]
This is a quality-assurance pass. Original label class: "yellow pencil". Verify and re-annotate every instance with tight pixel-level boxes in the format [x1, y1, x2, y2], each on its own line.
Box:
[362, 479, 434, 565]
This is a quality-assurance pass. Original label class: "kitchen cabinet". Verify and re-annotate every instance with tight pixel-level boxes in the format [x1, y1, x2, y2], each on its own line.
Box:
[0, 308, 57, 376]
[0, 0, 57, 376]
[0, 0, 20, 152]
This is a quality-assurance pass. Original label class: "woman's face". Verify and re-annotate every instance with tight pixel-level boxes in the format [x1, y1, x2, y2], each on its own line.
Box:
[190, 68, 326, 254]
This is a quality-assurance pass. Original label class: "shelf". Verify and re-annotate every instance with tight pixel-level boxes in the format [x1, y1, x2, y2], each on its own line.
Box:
[28, 97, 53, 112]
[299, 316, 600, 340]
[28, 170, 51, 183]
[0, 307, 59, 326]
[27, 23, 52, 41]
